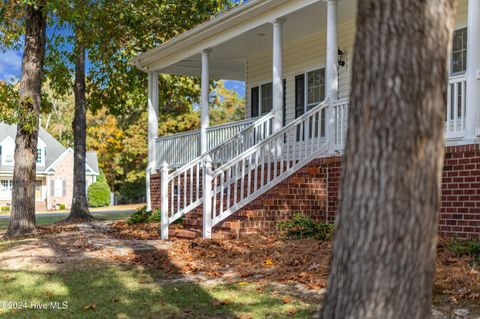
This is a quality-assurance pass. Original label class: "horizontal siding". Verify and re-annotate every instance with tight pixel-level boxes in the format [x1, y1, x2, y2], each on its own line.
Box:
[246, 0, 468, 123]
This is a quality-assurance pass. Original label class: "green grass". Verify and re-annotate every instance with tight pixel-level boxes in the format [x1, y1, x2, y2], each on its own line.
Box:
[0, 263, 316, 318]
[0, 212, 133, 229]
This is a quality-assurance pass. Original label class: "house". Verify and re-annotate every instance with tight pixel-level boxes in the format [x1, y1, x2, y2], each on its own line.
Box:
[0, 123, 100, 211]
[133, 0, 480, 239]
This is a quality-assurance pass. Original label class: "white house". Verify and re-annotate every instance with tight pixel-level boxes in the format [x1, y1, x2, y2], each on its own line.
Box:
[0, 123, 99, 211]
[132, 0, 480, 239]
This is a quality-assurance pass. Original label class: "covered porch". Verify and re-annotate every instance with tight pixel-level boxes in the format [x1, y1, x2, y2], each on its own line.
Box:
[134, 0, 480, 215]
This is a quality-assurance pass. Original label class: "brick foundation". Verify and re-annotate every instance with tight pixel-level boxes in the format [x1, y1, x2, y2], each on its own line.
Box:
[151, 143, 480, 239]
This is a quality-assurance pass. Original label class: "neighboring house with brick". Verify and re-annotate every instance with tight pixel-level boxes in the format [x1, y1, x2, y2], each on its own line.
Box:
[133, 0, 480, 239]
[0, 123, 99, 211]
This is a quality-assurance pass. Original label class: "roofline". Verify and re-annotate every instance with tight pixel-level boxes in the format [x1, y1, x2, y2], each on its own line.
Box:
[131, 0, 270, 69]
[132, 0, 318, 72]
[45, 148, 100, 175]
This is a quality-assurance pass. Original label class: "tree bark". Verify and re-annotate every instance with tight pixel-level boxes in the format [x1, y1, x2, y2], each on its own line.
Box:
[65, 29, 94, 222]
[322, 1, 456, 318]
[4, 3, 47, 238]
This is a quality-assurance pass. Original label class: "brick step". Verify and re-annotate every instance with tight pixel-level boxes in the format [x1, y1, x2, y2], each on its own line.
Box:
[169, 229, 200, 239]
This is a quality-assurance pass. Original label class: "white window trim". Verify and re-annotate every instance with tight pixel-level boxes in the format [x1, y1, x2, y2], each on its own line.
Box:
[0, 136, 15, 166]
[304, 65, 326, 113]
[450, 26, 468, 77]
[260, 82, 273, 115]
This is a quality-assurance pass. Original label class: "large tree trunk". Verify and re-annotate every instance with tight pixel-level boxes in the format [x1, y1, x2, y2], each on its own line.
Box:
[4, 3, 47, 238]
[65, 31, 94, 222]
[322, 1, 456, 318]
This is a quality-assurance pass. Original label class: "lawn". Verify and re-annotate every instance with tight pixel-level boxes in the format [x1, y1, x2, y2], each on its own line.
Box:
[0, 262, 317, 319]
[0, 211, 133, 229]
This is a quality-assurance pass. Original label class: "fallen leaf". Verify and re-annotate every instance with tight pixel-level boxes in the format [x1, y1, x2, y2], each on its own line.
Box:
[83, 304, 96, 311]
[263, 259, 274, 267]
[281, 296, 292, 304]
[238, 281, 249, 286]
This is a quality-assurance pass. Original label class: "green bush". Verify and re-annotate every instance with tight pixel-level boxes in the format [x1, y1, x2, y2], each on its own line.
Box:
[0, 206, 10, 212]
[126, 206, 162, 225]
[277, 212, 334, 241]
[88, 171, 111, 208]
[126, 206, 151, 225]
[59, 204, 66, 210]
[448, 239, 480, 264]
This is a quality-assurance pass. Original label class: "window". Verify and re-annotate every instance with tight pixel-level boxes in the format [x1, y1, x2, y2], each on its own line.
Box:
[0, 180, 12, 192]
[260, 82, 273, 114]
[52, 179, 65, 197]
[5, 154, 13, 164]
[306, 68, 326, 110]
[452, 28, 467, 75]
[35, 180, 42, 200]
[36, 148, 42, 164]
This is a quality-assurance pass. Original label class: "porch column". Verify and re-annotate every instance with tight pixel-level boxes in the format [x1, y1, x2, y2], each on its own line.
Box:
[146, 71, 159, 211]
[200, 49, 212, 155]
[272, 18, 285, 133]
[325, 0, 339, 150]
[464, 0, 480, 141]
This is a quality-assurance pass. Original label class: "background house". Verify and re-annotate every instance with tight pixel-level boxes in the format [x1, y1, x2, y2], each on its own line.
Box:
[0, 123, 99, 211]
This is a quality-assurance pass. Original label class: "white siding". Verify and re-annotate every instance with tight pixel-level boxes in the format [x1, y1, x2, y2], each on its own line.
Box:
[246, 0, 468, 124]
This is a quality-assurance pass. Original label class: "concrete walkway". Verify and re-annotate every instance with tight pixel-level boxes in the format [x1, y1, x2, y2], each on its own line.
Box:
[0, 209, 134, 219]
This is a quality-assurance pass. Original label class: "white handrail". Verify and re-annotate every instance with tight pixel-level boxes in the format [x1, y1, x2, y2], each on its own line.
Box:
[445, 75, 467, 139]
[156, 117, 260, 168]
[161, 112, 275, 229]
[205, 101, 328, 230]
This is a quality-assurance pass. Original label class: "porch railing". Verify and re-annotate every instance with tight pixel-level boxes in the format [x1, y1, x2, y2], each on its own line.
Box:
[445, 75, 467, 139]
[156, 117, 259, 168]
[161, 112, 275, 227]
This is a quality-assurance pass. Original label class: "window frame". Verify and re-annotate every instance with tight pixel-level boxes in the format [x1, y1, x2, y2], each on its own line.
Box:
[304, 66, 326, 112]
[259, 82, 273, 115]
[451, 26, 468, 76]
[0, 179, 13, 192]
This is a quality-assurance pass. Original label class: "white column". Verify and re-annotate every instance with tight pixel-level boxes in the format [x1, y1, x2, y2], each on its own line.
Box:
[272, 18, 285, 132]
[464, 0, 480, 141]
[200, 49, 212, 155]
[160, 162, 169, 240]
[325, 0, 339, 150]
[202, 156, 213, 239]
[146, 71, 159, 211]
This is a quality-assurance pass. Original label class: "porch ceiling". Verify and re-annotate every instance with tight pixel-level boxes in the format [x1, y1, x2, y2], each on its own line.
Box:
[133, 0, 357, 81]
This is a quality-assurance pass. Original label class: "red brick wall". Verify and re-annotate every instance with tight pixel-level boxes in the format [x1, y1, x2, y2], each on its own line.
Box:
[151, 143, 480, 239]
[439, 144, 480, 239]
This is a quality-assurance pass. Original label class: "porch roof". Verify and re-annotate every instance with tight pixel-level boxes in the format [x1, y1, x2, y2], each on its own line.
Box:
[132, 0, 357, 81]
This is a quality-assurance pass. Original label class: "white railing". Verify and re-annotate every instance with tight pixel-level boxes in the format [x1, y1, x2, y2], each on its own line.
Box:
[333, 98, 349, 149]
[204, 102, 328, 231]
[156, 117, 259, 168]
[445, 75, 466, 139]
[160, 113, 275, 234]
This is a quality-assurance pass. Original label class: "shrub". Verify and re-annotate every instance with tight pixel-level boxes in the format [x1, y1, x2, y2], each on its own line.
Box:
[448, 239, 480, 264]
[88, 171, 111, 208]
[147, 209, 162, 223]
[59, 204, 66, 210]
[126, 206, 151, 225]
[0, 206, 10, 213]
[126, 206, 161, 225]
[277, 212, 334, 241]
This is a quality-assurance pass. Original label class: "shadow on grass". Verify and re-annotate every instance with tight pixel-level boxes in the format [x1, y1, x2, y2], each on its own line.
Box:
[0, 227, 315, 319]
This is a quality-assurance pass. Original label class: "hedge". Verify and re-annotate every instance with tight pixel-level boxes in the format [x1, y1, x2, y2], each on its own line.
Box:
[88, 172, 111, 207]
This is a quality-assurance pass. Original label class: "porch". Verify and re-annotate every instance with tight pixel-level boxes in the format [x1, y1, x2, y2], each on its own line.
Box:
[133, 0, 480, 239]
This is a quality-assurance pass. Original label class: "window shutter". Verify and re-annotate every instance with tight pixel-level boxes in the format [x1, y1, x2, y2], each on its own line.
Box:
[62, 180, 66, 197]
[295, 74, 305, 118]
[50, 180, 54, 197]
[251, 87, 259, 117]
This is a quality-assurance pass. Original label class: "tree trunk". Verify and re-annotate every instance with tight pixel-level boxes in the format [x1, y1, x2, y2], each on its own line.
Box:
[322, 1, 456, 318]
[65, 30, 94, 222]
[4, 3, 47, 238]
